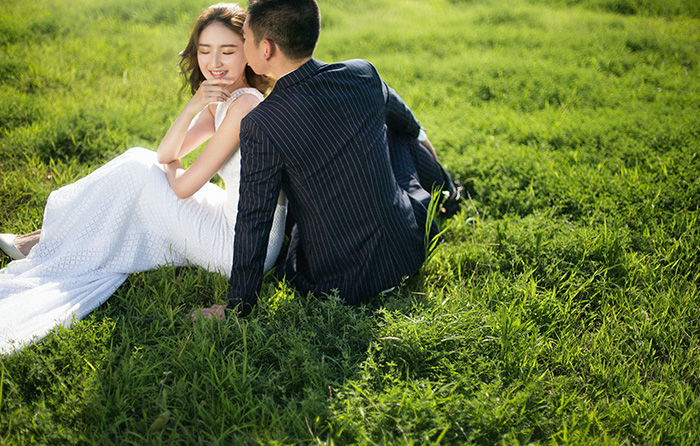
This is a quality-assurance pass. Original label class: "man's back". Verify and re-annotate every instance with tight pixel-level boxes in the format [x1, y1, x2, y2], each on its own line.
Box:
[231, 58, 426, 305]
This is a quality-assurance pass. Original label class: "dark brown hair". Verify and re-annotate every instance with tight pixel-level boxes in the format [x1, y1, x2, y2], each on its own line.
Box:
[247, 0, 320, 61]
[179, 3, 274, 96]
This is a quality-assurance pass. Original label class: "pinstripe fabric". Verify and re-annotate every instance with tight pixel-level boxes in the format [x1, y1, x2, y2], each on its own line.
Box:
[228, 58, 430, 311]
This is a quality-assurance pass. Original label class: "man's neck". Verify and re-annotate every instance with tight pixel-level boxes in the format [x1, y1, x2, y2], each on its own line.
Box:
[271, 57, 312, 80]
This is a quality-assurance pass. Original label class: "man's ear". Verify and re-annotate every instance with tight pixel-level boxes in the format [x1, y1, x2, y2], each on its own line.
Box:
[262, 38, 275, 61]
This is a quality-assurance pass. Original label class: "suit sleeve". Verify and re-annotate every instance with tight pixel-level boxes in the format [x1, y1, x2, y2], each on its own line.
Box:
[227, 117, 283, 315]
[382, 78, 422, 139]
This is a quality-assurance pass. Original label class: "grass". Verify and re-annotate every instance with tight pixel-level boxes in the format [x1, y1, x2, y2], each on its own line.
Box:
[1, 0, 699, 444]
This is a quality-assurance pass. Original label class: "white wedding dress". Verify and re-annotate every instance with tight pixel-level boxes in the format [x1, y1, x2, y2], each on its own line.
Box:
[0, 88, 286, 353]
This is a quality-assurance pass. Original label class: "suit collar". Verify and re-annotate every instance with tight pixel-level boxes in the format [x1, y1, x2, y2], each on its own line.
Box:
[274, 58, 325, 91]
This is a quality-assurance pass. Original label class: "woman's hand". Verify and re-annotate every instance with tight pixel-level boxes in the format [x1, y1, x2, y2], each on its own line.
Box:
[420, 137, 440, 162]
[157, 81, 230, 164]
[164, 159, 192, 198]
[164, 158, 183, 181]
[186, 78, 234, 114]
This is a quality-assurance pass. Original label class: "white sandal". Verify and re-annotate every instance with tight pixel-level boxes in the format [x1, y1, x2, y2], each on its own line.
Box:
[0, 233, 26, 260]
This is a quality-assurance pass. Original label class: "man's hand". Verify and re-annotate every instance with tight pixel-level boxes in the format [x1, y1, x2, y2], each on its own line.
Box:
[187, 304, 227, 322]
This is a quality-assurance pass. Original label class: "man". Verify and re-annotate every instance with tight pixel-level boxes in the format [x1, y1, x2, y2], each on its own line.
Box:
[196, 0, 460, 319]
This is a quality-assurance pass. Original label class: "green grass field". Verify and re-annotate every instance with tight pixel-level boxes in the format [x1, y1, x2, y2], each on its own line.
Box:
[1, 0, 699, 444]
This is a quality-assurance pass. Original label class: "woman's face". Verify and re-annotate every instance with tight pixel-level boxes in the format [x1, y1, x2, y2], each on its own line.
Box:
[197, 21, 247, 90]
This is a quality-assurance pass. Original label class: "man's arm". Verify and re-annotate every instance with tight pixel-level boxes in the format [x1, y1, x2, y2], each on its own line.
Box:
[227, 117, 283, 316]
[382, 77, 439, 161]
[382, 80, 422, 139]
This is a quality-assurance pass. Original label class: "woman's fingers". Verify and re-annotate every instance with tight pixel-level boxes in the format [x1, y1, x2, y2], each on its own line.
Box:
[199, 80, 233, 102]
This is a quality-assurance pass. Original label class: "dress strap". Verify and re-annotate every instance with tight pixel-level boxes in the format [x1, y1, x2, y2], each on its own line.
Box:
[229, 87, 264, 102]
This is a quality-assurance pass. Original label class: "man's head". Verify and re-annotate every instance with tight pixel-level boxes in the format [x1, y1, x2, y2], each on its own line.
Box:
[243, 0, 320, 70]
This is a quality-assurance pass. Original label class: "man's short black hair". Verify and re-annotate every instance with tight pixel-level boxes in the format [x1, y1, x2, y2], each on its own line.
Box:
[247, 0, 321, 61]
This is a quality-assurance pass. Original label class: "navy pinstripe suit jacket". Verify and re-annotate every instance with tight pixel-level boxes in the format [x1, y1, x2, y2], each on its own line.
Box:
[228, 58, 428, 310]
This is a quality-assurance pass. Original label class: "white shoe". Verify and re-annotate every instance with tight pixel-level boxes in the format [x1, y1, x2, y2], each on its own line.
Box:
[0, 233, 26, 260]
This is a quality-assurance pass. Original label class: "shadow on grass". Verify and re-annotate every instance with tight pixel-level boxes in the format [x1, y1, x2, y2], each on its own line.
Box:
[0, 264, 426, 444]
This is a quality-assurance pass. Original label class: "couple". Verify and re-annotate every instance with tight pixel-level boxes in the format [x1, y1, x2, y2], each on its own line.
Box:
[0, 0, 460, 352]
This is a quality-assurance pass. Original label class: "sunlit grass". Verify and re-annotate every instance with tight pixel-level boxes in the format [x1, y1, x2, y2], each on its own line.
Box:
[1, 0, 699, 444]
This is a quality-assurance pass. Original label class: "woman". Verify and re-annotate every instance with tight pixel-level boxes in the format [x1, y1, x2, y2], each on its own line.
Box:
[0, 3, 286, 353]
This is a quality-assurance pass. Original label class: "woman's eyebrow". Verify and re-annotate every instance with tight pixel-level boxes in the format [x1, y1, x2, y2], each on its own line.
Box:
[198, 43, 238, 47]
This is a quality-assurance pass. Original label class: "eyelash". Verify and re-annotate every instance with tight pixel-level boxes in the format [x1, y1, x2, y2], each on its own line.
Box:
[198, 51, 235, 56]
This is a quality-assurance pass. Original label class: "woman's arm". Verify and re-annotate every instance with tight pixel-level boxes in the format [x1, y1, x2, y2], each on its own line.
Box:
[164, 93, 261, 199]
[156, 79, 233, 164]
